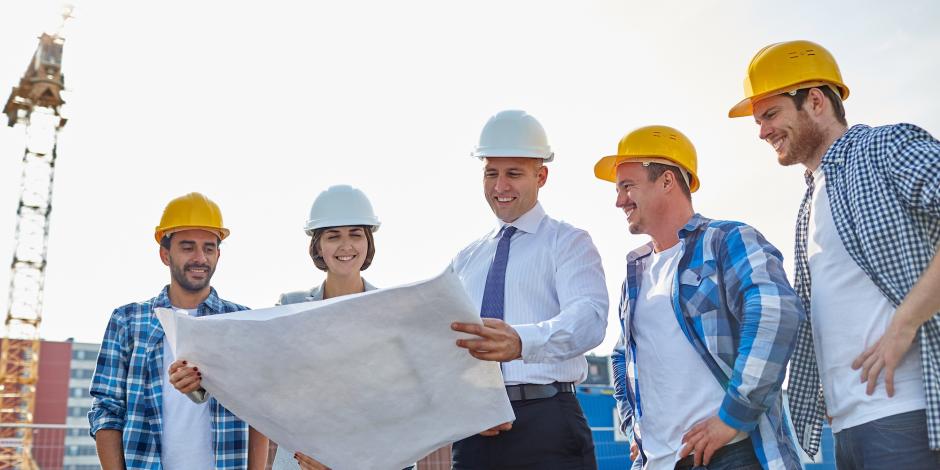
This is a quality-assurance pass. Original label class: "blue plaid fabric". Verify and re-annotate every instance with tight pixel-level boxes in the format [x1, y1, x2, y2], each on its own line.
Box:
[612, 214, 805, 470]
[787, 123, 940, 455]
[88, 286, 251, 469]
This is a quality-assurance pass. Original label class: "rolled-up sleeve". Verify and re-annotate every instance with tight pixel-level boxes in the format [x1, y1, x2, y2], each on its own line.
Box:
[888, 124, 940, 217]
[88, 309, 130, 437]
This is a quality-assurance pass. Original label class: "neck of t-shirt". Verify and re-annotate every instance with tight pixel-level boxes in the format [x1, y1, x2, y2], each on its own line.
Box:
[172, 306, 199, 316]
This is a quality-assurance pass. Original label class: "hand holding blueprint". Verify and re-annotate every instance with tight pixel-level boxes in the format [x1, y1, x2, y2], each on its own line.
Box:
[156, 268, 513, 470]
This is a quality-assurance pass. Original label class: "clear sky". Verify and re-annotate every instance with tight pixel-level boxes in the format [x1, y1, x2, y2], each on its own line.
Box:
[1, 0, 938, 355]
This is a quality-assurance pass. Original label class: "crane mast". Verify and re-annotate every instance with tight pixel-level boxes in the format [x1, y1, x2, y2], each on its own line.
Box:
[0, 8, 70, 468]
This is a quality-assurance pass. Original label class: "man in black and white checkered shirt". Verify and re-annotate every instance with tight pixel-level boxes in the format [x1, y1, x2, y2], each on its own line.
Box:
[729, 40, 940, 469]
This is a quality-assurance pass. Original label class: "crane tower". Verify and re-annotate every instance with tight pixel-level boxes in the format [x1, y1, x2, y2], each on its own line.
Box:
[0, 8, 71, 469]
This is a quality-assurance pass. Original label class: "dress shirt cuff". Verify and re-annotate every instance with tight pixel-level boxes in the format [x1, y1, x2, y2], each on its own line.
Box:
[514, 324, 545, 363]
[718, 393, 761, 432]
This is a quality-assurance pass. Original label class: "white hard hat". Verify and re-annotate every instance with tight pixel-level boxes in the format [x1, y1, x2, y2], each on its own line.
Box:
[471, 110, 554, 161]
[304, 185, 381, 235]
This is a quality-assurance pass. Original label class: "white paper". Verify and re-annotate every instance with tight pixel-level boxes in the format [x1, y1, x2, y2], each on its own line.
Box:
[156, 268, 514, 470]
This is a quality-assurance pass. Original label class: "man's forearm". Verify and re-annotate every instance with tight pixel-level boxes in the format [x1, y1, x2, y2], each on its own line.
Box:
[248, 426, 269, 470]
[95, 429, 125, 470]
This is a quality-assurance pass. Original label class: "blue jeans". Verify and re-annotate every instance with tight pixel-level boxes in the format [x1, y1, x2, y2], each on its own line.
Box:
[674, 438, 761, 470]
[834, 409, 940, 470]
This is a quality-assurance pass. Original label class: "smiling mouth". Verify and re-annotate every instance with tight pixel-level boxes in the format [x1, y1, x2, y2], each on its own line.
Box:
[495, 196, 515, 203]
[770, 136, 785, 152]
[336, 255, 356, 261]
[623, 205, 635, 219]
[186, 266, 209, 275]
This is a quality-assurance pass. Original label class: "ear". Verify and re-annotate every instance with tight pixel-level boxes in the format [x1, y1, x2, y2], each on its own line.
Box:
[808, 88, 828, 117]
[159, 246, 170, 266]
[537, 165, 548, 188]
[661, 169, 676, 192]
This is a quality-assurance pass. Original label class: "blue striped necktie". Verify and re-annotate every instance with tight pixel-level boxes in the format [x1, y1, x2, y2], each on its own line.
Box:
[481, 225, 517, 319]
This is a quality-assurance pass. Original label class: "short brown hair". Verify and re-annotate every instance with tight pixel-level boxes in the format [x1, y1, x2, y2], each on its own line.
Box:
[788, 86, 847, 126]
[308, 226, 376, 272]
[644, 163, 691, 200]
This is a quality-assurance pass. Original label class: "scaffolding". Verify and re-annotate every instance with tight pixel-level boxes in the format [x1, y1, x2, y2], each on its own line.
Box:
[0, 20, 69, 469]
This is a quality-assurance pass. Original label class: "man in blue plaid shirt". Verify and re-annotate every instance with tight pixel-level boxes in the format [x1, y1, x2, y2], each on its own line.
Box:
[731, 40, 940, 468]
[596, 126, 804, 470]
[88, 192, 267, 469]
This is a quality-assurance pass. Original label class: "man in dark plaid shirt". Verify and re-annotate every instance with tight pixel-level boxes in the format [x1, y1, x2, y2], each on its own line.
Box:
[730, 40, 940, 469]
[88, 193, 267, 469]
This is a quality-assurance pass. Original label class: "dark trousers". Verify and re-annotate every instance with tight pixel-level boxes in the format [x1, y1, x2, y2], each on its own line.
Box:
[674, 438, 760, 470]
[834, 409, 940, 470]
[451, 392, 596, 470]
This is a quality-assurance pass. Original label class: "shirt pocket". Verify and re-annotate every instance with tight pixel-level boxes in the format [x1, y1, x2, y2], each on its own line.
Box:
[677, 260, 721, 318]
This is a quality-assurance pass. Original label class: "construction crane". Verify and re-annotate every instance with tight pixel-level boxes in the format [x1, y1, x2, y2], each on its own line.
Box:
[0, 7, 71, 469]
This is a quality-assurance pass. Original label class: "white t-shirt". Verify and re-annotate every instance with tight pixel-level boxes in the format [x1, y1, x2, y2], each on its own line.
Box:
[633, 242, 743, 470]
[161, 307, 213, 470]
[808, 168, 925, 432]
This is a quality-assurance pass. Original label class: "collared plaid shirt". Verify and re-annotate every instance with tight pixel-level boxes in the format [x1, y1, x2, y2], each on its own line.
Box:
[88, 286, 250, 469]
[612, 214, 805, 470]
[788, 123, 940, 455]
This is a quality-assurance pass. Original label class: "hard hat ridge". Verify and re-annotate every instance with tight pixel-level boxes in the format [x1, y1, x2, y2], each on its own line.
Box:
[593, 125, 700, 193]
[729, 40, 849, 118]
[471, 110, 554, 161]
[305, 185, 381, 235]
[154, 192, 230, 244]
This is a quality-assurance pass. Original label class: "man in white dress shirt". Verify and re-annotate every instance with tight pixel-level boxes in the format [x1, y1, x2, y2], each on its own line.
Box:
[450, 110, 609, 469]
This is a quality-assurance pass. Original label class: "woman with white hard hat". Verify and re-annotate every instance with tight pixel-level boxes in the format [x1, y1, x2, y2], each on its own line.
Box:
[276, 184, 381, 306]
[269, 185, 414, 470]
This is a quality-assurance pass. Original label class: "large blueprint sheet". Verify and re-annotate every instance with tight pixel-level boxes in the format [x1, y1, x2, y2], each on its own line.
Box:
[156, 268, 513, 470]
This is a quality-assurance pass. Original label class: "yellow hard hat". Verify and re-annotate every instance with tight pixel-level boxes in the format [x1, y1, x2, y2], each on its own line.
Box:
[154, 192, 230, 243]
[594, 125, 699, 192]
[729, 40, 849, 118]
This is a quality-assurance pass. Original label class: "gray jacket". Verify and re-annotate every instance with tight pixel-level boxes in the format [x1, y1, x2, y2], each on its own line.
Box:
[277, 279, 378, 305]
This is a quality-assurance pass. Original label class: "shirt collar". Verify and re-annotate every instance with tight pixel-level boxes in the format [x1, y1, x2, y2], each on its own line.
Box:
[821, 124, 869, 165]
[309, 278, 378, 300]
[677, 213, 710, 239]
[154, 285, 224, 317]
[625, 213, 709, 263]
[492, 201, 546, 237]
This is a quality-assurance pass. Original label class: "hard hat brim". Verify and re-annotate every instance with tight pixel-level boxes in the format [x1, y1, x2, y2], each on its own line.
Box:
[728, 98, 753, 118]
[729, 81, 850, 119]
[155, 226, 230, 244]
[471, 148, 554, 162]
[594, 155, 626, 183]
[594, 155, 699, 192]
[304, 218, 381, 235]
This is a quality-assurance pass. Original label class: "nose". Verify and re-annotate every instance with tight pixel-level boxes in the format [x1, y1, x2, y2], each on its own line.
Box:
[758, 121, 772, 140]
[615, 188, 630, 209]
[193, 248, 208, 264]
[494, 174, 511, 193]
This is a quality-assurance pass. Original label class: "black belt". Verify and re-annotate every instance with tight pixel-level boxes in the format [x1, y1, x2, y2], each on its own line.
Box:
[505, 382, 575, 401]
[674, 437, 752, 469]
